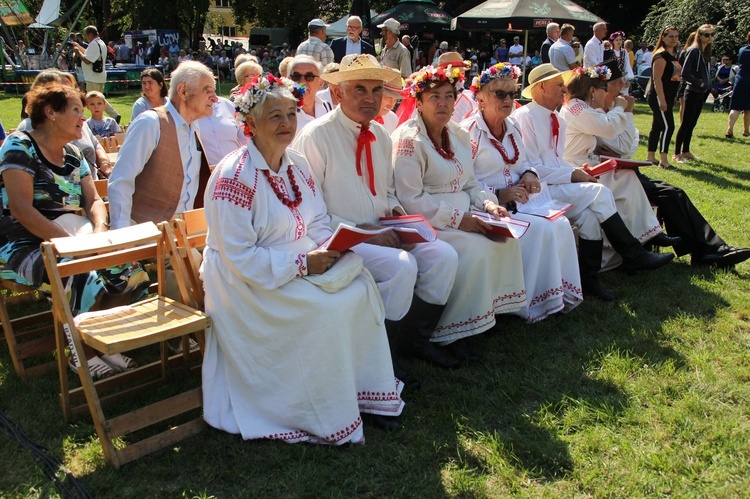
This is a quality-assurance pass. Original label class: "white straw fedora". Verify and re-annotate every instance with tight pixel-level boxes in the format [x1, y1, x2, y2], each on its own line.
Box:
[521, 63, 573, 99]
[321, 54, 398, 85]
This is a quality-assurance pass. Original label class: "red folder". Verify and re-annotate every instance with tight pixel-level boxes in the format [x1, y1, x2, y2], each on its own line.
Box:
[379, 214, 438, 244]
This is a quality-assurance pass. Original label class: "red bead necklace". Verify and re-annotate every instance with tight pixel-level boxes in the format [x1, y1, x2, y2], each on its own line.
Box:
[489, 123, 520, 165]
[428, 127, 455, 160]
[262, 166, 302, 209]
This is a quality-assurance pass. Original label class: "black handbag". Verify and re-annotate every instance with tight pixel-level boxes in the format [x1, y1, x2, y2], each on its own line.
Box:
[92, 41, 103, 73]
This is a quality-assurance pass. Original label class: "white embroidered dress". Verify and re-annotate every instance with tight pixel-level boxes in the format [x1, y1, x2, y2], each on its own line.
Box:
[392, 114, 526, 343]
[561, 98, 663, 269]
[201, 141, 403, 445]
[462, 112, 583, 322]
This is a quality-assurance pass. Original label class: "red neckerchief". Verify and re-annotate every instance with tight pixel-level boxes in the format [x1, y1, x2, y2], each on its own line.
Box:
[356, 124, 377, 196]
[374, 115, 384, 124]
[550, 112, 560, 157]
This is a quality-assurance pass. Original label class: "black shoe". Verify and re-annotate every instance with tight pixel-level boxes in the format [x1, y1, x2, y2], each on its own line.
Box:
[410, 340, 461, 369]
[693, 246, 750, 269]
[446, 339, 482, 363]
[649, 233, 683, 248]
[392, 359, 421, 390]
[622, 251, 674, 273]
[581, 276, 616, 301]
[370, 414, 402, 431]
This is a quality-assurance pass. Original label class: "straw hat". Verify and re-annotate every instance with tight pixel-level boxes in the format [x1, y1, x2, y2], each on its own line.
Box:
[383, 68, 404, 98]
[320, 54, 397, 85]
[437, 51, 470, 69]
[521, 63, 573, 99]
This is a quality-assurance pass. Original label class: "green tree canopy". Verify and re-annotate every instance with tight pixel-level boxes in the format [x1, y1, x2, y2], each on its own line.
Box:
[640, 0, 750, 57]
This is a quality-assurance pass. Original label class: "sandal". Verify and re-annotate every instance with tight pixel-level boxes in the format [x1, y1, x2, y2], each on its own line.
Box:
[69, 355, 115, 380]
[167, 337, 200, 355]
[681, 152, 697, 160]
[743, 131, 750, 137]
[101, 353, 137, 372]
[725, 132, 733, 139]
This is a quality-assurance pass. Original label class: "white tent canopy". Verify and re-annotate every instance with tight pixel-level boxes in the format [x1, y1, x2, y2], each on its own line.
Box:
[30, 0, 59, 28]
[327, 10, 378, 38]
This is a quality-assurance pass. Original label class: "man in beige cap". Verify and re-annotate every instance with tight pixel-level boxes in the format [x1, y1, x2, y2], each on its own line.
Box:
[377, 18, 412, 78]
[296, 18, 334, 66]
[293, 54, 461, 372]
[513, 64, 673, 300]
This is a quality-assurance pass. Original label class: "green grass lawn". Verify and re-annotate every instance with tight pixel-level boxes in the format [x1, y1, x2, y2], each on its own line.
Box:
[1, 92, 749, 497]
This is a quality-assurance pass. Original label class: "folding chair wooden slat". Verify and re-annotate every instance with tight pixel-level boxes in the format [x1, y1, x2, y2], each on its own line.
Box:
[41, 221, 210, 468]
[0, 281, 56, 380]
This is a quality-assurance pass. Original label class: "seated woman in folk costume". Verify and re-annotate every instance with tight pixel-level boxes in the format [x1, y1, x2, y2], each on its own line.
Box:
[201, 74, 404, 443]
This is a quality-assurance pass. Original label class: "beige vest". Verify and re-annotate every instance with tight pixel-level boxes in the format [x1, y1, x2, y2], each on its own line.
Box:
[131, 106, 210, 224]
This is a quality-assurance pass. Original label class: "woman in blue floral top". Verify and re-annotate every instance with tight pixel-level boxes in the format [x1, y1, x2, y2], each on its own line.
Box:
[0, 83, 148, 378]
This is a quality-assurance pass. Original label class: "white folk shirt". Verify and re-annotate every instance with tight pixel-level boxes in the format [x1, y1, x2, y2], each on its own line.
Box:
[197, 97, 246, 166]
[559, 98, 628, 167]
[512, 101, 576, 184]
[294, 94, 334, 139]
[390, 114, 493, 230]
[292, 106, 402, 228]
[461, 112, 537, 192]
[596, 110, 639, 159]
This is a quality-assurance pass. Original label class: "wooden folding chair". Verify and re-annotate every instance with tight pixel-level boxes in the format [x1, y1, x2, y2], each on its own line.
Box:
[165, 209, 207, 311]
[41, 222, 210, 468]
[0, 279, 56, 379]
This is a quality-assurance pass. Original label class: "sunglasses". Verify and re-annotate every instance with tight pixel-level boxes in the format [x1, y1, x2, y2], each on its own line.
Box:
[702, 32, 715, 37]
[595, 85, 609, 90]
[290, 73, 319, 82]
[493, 89, 517, 100]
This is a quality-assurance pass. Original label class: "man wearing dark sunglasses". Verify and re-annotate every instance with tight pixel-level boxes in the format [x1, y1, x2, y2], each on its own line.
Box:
[330, 15, 376, 63]
[286, 55, 334, 137]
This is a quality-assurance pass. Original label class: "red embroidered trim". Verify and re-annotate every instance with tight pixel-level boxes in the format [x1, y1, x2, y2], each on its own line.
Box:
[394, 138, 415, 157]
[212, 173, 258, 209]
[470, 138, 479, 159]
[562, 279, 583, 297]
[449, 209, 460, 228]
[433, 291, 527, 338]
[294, 253, 307, 277]
[260, 416, 363, 444]
[212, 149, 257, 209]
[529, 284, 564, 307]
[567, 101, 588, 117]
[639, 225, 663, 243]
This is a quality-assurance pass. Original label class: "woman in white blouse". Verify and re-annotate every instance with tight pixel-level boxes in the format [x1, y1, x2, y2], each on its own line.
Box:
[201, 75, 403, 442]
[391, 66, 526, 360]
[561, 66, 680, 269]
[462, 63, 582, 322]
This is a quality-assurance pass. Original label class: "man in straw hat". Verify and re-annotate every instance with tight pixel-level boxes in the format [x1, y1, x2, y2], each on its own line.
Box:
[293, 54, 461, 374]
[378, 18, 412, 78]
[512, 64, 673, 301]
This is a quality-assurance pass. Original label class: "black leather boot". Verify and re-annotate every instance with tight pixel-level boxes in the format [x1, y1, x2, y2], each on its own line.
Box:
[601, 214, 674, 272]
[400, 296, 460, 369]
[385, 320, 421, 390]
[578, 239, 615, 301]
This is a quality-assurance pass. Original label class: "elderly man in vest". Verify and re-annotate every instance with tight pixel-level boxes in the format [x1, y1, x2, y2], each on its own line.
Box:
[293, 54, 460, 378]
[109, 61, 217, 229]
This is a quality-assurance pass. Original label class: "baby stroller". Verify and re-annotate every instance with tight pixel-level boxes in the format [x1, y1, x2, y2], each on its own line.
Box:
[713, 87, 733, 112]
[631, 67, 652, 100]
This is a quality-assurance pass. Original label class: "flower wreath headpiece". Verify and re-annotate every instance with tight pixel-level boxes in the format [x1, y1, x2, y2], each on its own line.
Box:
[408, 65, 465, 97]
[469, 62, 522, 98]
[233, 74, 305, 117]
[574, 65, 612, 81]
